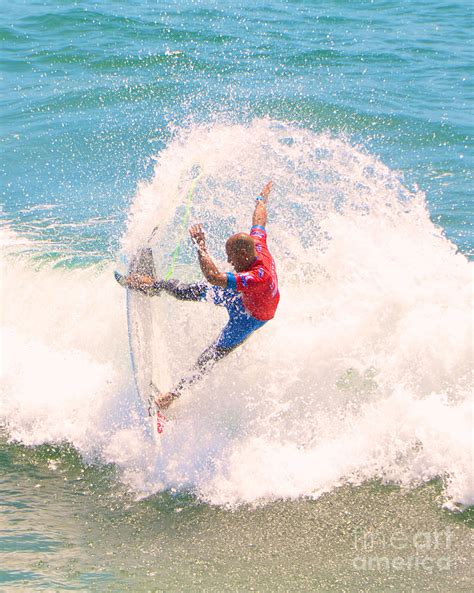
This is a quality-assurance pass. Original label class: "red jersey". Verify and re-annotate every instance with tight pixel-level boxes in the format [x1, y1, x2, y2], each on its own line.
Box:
[226, 225, 280, 321]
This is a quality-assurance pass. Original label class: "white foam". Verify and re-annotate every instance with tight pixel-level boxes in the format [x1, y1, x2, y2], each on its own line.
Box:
[1, 120, 472, 508]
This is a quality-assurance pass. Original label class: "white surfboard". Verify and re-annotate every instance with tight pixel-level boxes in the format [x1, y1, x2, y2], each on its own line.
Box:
[117, 248, 168, 438]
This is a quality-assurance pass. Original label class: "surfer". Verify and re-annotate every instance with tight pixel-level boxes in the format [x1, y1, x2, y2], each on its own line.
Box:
[121, 181, 279, 409]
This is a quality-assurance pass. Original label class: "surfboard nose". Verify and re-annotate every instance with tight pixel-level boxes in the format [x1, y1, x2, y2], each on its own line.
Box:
[129, 247, 157, 279]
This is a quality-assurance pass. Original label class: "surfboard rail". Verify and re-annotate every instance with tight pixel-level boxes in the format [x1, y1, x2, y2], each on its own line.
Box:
[121, 248, 168, 439]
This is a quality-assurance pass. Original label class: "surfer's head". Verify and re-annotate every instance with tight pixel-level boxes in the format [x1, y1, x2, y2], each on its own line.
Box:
[226, 233, 256, 272]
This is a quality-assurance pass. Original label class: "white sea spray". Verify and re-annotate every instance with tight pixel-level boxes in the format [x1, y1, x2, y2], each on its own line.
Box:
[1, 120, 472, 508]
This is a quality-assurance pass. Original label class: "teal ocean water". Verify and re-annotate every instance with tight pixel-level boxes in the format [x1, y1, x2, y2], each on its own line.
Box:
[1, 1, 473, 591]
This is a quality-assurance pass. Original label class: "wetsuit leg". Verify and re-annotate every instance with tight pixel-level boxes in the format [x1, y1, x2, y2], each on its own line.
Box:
[137, 281, 228, 304]
[172, 315, 267, 395]
[172, 343, 237, 396]
[153, 280, 208, 301]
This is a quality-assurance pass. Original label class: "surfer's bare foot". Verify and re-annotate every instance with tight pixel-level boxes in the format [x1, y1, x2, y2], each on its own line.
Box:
[115, 273, 162, 295]
[154, 391, 178, 410]
[126, 274, 155, 289]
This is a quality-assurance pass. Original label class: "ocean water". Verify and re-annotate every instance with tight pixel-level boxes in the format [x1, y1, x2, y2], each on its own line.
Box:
[1, 1, 473, 592]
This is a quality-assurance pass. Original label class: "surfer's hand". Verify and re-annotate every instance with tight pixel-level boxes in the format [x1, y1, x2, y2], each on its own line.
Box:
[189, 224, 206, 252]
[259, 180, 273, 203]
[155, 391, 178, 410]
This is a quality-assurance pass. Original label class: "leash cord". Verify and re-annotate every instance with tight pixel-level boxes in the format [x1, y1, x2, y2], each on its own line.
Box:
[164, 171, 203, 280]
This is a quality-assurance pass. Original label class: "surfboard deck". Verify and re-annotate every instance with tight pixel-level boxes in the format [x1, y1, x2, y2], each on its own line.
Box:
[116, 248, 168, 438]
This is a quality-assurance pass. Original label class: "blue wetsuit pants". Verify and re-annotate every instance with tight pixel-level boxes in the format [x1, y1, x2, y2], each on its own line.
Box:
[150, 279, 267, 394]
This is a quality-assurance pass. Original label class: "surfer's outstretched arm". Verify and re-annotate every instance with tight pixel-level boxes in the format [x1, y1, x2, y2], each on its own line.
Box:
[252, 180, 272, 228]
